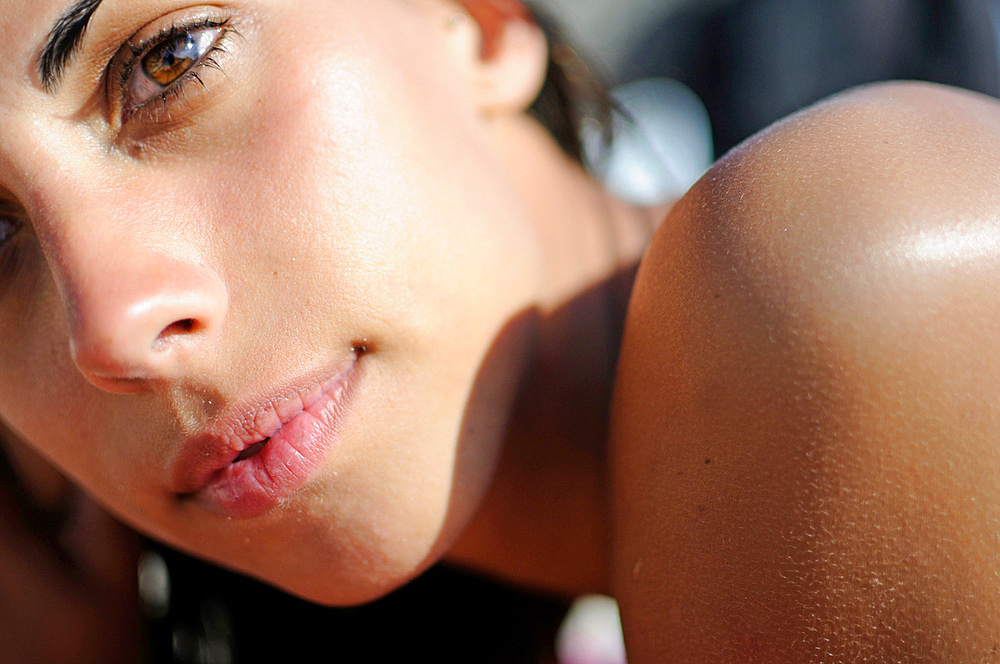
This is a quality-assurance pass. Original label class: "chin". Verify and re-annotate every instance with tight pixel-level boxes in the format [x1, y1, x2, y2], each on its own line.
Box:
[241, 536, 448, 608]
[162, 487, 462, 608]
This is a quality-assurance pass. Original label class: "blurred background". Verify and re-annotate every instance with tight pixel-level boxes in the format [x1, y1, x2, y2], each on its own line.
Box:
[539, 0, 1000, 155]
[538, 0, 699, 74]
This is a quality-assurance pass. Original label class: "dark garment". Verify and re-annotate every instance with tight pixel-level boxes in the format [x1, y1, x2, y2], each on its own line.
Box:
[143, 541, 567, 664]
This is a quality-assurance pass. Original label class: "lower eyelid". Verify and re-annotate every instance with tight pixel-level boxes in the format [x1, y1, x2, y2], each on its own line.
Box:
[114, 51, 244, 150]
[112, 13, 244, 130]
[125, 26, 229, 113]
[123, 56, 226, 128]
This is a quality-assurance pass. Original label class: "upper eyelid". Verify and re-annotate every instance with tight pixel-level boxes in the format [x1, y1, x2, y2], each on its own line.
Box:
[119, 16, 231, 72]
[42, 5, 238, 97]
[113, 10, 233, 72]
[112, 19, 223, 84]
[111, 18, 235, 124]
[125, 13, 229, 51]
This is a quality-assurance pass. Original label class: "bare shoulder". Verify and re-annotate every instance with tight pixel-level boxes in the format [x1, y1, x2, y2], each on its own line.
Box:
[611, 82, 1000, 662]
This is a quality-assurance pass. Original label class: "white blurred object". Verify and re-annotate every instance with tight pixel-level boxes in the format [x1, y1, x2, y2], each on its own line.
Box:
[583, 78, 714, 206]
[556, 595, 628, 664]
[137, 549, 171, 619]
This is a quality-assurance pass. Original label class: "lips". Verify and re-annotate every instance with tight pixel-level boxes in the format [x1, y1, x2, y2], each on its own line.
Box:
[171, 356, 362, 518]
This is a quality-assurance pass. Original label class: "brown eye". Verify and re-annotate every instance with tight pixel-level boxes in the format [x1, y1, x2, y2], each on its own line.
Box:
[143, 33, 202, 86]
[123, 25, 226, 118]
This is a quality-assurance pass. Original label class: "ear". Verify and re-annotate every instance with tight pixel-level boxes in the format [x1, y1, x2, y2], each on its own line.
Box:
[446, 0, 549, 114]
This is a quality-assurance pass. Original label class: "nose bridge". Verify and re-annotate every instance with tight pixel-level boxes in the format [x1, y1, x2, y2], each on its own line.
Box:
[33, 170, 230, 393]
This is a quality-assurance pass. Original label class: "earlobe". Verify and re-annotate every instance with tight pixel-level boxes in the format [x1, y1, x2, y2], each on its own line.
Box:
[448, 0, 549, 114]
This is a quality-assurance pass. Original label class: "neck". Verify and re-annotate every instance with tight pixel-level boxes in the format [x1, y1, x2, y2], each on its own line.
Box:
[445, 117, 664, 597]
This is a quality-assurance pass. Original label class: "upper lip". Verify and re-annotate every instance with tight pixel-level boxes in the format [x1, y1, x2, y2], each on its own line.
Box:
[169, 356, 360, 496]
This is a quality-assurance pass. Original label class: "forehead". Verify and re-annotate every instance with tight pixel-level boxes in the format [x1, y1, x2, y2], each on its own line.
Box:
[1, 1, 68, 83]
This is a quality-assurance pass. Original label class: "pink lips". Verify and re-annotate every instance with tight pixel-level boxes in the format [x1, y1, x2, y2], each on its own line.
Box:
[172, 359, 361, 518]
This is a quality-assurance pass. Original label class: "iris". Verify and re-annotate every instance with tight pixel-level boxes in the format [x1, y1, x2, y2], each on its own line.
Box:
[143, 33, 203, 86]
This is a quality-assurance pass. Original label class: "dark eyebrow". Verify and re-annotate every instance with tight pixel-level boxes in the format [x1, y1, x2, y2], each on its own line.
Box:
[38, 0, 106, 92]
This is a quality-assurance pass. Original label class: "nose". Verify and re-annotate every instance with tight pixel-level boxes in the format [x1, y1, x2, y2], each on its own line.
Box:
[65, 252, 229, 394]
[3, 124, 231, 393]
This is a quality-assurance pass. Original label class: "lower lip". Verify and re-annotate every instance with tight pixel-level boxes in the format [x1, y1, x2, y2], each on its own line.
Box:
[192, 366, 359, 518]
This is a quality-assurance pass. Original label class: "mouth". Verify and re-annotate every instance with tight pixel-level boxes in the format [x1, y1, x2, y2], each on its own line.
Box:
[233, 438, 269, 462]
[171, 349, 365, 518]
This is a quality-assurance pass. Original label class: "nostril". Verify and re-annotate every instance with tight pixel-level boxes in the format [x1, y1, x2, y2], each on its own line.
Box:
[171, 318, 197, 333]
[155, 318, 200, 347]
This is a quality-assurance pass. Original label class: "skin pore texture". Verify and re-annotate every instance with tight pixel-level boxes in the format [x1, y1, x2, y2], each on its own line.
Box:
[614, 82, 1000, 661]
[1, 1, 1000, 662]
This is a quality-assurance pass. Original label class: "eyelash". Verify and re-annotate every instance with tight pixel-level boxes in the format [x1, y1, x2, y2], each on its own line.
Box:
[111, 16, 235, 125]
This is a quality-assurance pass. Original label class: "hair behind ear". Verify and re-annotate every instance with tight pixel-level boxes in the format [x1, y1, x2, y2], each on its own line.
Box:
[453, 0, 614, 163]
[527, 7, 614, 164]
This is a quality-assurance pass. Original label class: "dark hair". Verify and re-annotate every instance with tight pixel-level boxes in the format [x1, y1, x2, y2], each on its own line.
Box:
[527, 8, 614, 164]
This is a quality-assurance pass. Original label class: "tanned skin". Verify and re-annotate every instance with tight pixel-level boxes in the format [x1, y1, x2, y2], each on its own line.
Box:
[613, 81, 1000, 662]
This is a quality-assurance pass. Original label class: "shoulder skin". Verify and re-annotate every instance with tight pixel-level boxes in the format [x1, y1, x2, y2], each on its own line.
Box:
[611, 81, 1000, 663]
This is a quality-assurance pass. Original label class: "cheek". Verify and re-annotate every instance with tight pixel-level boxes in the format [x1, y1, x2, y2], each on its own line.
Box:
[158, 17, 543, 596]
[0, 252, 164, 505]
[217, 34, 541, 344]
[0, 275, 102, 477]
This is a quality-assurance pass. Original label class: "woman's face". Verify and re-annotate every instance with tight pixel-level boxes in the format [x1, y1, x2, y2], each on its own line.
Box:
[0, 0, 545, 603]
